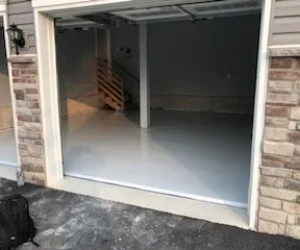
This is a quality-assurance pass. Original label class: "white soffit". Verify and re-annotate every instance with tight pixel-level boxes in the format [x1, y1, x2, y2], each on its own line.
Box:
[112, 0, 261, 21]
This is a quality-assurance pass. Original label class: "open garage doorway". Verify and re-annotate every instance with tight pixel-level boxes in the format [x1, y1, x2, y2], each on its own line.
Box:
[0, 17, 18, 169]
[36, 0, 268, 228]
[54, 0, 261, 209]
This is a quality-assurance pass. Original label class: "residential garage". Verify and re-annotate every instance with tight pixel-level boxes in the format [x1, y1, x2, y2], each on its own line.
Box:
[28, 0, 278, 228]
[53, 0, 261, 213]
[6, 0, 298, 239]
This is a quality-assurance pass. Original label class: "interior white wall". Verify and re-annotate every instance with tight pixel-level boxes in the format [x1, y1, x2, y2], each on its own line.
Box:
[55, 28, 104, 116]
[96, 28, 107, 59]
[111, 14, 260, 98]
[56, 29, 97, 99]
[0, 27, 10, 107]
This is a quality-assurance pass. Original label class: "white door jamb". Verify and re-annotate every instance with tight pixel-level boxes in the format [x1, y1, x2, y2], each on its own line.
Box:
[34, 10, 64, 186]
[248, 0, 272, 230]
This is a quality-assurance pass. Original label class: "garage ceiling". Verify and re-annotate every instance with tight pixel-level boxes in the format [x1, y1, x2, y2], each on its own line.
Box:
[56, 16, 104, 29]
[112, 0, 261, 21]
[56, 0, 262, 28]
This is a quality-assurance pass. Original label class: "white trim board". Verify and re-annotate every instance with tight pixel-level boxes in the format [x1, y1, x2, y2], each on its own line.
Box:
[65, 172, 248, 209]
[0, 3, 5, 13]
[53, 176, 249, 229]
[248, 0, 272, 230]
[34, 11, 64, 186]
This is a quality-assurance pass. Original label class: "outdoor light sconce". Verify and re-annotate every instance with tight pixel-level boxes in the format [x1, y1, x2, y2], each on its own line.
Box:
[7, 24, 26, 55]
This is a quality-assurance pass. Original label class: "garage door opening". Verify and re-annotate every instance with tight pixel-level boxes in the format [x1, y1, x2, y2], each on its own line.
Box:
[0, 18, 18, 168]
[54, 0, 261, 210]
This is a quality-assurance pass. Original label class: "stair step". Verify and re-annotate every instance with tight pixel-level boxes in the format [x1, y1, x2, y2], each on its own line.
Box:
[98, 92, 123, 111]
[106, 98, 122, 111]
[99, 86, 122, 105]
[104, 96, 112, 103]
[99, 90, 106, 99]
[96, 57, 125, 112]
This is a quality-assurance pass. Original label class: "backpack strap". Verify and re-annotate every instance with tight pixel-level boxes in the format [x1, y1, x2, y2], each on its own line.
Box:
[30, 239, 40, 247]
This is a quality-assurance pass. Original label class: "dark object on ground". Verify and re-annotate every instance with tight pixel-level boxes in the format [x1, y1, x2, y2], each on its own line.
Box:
[0, 194, 38, 250]
[0, 178, 299, 250]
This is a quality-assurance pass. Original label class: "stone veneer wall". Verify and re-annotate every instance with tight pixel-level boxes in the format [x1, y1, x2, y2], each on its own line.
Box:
[258, 57, 300, 239]
[9, 56, 45, 185]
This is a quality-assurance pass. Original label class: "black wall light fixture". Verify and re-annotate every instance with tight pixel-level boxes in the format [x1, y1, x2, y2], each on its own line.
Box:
[7, 24, 26, 55]
[117, 47, 132, 59]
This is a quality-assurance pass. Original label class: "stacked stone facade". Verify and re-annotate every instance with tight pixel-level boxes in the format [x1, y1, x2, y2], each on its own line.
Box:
[258, 57, 300, 239]
[9, 56, 45, 185]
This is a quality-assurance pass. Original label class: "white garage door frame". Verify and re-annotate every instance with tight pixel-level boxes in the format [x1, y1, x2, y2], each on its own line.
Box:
[33, 0, 272, 230]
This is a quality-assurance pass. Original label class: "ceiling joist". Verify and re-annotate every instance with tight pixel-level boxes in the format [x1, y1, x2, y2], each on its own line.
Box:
[77, 15, 113, 27]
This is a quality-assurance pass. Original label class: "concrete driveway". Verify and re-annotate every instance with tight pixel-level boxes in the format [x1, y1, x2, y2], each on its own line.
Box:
[0, 178, 299, 250]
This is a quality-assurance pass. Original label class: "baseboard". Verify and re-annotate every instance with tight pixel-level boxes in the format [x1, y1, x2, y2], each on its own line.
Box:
[132, 94, 254, 114]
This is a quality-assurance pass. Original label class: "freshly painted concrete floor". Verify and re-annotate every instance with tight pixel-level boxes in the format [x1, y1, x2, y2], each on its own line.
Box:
[0, 178, 299, 250]
[62, 110, 253, 208]
[0, 128, 18, 166]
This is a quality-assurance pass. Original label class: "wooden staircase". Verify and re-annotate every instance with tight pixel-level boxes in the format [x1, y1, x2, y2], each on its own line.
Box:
[96, 58, 125, 111]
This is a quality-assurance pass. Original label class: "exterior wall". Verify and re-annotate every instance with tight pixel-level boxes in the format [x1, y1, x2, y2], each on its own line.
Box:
[258, 0, 300, 239]
[258, 57, 300, 239]
[111, 15, 260, 114]
[269, 0, 300, 47]
[7, 0, 36, 54]
[9, 56, 45, 185]
[56, 29, 104, 118]
[6, 1, 44, 184]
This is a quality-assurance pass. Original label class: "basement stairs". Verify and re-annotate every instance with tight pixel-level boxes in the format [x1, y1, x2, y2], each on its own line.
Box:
[96, 58, 135, 111]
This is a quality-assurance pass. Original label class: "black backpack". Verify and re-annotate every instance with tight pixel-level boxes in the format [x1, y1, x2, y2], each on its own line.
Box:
[0, 195, 39, 250]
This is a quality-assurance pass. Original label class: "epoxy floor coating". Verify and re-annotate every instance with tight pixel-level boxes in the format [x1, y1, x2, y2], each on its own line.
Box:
[62, 110, 253, 207]
[0, 178, 299, 250]
[0, 129, 18, 166]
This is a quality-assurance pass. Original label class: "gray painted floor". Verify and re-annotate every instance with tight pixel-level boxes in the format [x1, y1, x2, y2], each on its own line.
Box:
[0, 129, 18, 166]
[0, 178, 299, 250]
[63, 110, 252, 207]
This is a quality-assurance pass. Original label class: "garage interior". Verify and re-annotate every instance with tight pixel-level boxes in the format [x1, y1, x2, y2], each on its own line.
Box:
[55, 0, 261, 209]
[0, 19, 17, 168]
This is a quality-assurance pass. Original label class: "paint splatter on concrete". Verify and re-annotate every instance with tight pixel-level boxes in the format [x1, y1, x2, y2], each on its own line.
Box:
[0, 178, 299, 250]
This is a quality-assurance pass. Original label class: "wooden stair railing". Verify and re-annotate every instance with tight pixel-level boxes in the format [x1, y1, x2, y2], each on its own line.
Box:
[112, 60, 140, 85]
[96, 58, 125, 111]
